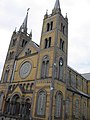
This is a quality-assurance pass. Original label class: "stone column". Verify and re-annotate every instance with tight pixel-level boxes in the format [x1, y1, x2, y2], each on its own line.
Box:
[8, 102, 12, 114]
[19, 103, 22, 116]
[22, 103, 26, 118]
[0, 93, 4, 113]
[11, 102, 14, 115]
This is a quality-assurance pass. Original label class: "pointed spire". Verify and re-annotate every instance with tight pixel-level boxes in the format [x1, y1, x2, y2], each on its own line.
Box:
[52, 0, 61, 14]
[44, 9, 48, 19]
[54, 0, 60, 10]
[13, 27, 17, 34]
[65, 13, 68, 22]
[29, 29, 32, 40]
[65, 13, 68, 19]
[46, 9, 48, 15]
[19, 8, 30, 33]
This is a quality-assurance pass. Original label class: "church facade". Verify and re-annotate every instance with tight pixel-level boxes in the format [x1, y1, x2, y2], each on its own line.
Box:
[0, 0, 90, 120]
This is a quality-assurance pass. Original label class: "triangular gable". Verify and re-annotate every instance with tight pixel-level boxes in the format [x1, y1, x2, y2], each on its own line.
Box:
[17, 40, 40, 58]
[8, 84, 33, 95]
[9, 84, 23, 95]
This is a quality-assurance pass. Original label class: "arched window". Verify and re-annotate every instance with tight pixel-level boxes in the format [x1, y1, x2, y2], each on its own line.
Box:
[45, 38, 48, 48]
[60, 39, 64, 51]
[11, 61, 16, 82]
[47, 23, 50, 31]
[3, 70, 9, 83]
[41, 56, 49, 78]
[48, 37, 51, 48]
[47, 22, 53, 32]
[75, 99, 79, 118]
[62, 41, 64, 51]
[59, 57, 64, 80]
[61, 23, 63, 32]
[37, 90, 46, 116]
[8, 51, 14, 60]
[66, 98, 70, 117]
[60, 39, 62, 49]
[3, 66, 10, 83]
[55, 92, 63, 118]
[8, 85, 12, 92]
[11, 38, 17, 47]
[21, 39, 27, 47]
[83, 102, 86, 118]
[63, 26, 65, 34]
[51, 21, 53, 30]
[0, 117, 5, 120]
[44, 37, 51, 49]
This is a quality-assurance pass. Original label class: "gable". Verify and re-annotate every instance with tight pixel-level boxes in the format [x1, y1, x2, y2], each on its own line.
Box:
[18, 40, 40, 58]
[8, 84, 23, 95]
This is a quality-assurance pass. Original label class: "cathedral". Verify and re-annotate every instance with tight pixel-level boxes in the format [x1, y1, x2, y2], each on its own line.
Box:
[0, 0, 90, 120]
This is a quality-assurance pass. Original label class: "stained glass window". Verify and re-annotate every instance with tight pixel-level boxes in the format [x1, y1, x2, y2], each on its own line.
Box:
[83, 102, 86, 118]
[37, 91, 46, 116]
[41, 56, 49, 78]
[75, 99, 79, 118]
[66, 98, 70, 114]
[55, 92, 62, 118]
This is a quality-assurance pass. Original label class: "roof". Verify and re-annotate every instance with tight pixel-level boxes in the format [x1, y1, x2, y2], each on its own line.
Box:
[67, 86, 90, 98]
[32, 41, 39, 47]
[67, 66, 90, 81]
[82, 73, 90, 81]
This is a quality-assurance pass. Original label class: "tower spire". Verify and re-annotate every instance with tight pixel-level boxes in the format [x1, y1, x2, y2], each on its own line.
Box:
[54, 0, 60, 10]
[52, 0, 61, 14]
[19, 8, 30, 33]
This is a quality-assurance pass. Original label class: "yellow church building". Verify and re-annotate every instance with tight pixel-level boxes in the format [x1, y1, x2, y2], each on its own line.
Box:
[0, 0, 90, 120]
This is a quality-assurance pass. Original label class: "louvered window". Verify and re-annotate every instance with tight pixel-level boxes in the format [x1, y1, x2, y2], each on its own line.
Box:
[41, 56, 49, 78]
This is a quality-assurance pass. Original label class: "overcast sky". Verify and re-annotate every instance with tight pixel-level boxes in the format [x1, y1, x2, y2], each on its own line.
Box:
[0, 0, 90, 79]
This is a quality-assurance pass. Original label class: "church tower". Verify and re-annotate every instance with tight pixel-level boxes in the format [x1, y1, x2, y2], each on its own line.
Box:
[32, 0, 68, 119]
[0, 10, 32, 113]
[37, 0, 68, 80]
[1, 10, 31, 84]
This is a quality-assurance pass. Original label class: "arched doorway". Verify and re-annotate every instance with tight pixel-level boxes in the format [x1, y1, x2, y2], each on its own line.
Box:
[11, 94, 20, 115]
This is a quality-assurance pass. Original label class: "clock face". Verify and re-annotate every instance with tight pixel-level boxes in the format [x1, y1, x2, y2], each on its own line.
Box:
[19, 61, 32, 78]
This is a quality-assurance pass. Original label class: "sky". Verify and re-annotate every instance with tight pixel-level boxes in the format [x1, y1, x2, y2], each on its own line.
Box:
[0, 0, 90, 79]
